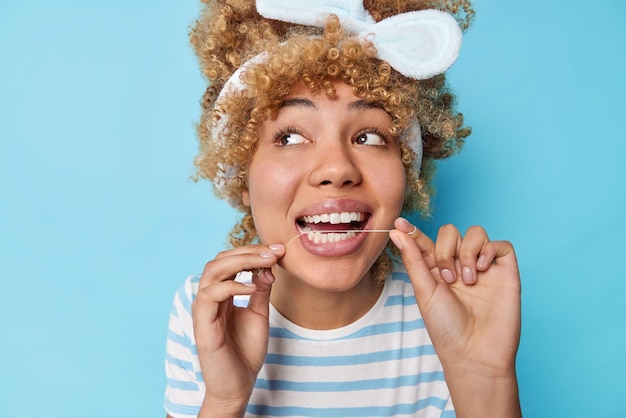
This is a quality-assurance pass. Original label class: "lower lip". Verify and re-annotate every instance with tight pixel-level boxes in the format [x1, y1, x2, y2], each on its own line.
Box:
[296, 227, 373, 257]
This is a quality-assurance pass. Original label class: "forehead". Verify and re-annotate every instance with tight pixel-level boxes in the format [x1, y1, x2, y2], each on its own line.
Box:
[276, 81, 387, 115]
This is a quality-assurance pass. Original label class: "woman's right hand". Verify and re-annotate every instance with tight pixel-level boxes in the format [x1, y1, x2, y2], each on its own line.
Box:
[192, 243, 286, 417]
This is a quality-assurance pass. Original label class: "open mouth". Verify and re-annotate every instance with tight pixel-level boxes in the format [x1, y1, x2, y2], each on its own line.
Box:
[296, 212, 370, 244]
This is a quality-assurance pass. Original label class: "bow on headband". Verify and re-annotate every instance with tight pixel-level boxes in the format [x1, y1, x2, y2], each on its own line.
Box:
[256, 0, 463, 79]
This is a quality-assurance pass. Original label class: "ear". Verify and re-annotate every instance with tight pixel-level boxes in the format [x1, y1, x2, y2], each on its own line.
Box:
[241, 189, 250, 207]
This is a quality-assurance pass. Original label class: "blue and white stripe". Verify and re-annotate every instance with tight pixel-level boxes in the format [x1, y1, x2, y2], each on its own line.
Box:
[164, 265, 455, 417]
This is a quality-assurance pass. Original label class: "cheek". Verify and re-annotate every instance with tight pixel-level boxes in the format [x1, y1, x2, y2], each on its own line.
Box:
[246, 158, 303, 234]
[392, 171, 408, 213]
[247, 162, 298, 202]
[371, 160, 407, 210]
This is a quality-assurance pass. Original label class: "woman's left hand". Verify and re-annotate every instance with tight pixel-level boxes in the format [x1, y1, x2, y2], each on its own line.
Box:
[389, 218, 522, 417]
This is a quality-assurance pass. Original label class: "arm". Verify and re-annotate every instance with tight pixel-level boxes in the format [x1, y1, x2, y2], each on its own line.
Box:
[389, 219, 522, 418]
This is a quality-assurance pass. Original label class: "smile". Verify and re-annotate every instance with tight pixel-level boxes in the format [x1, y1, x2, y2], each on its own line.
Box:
[296, 212, 369, 244]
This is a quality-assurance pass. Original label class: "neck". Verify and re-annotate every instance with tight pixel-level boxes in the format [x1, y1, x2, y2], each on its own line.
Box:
[269, 266, 384, 330]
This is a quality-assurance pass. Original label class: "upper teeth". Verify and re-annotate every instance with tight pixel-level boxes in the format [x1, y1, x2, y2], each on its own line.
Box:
[302, 212, 363, 225]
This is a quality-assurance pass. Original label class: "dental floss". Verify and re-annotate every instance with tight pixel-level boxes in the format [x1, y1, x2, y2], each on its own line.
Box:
[285, 229, 394, 247]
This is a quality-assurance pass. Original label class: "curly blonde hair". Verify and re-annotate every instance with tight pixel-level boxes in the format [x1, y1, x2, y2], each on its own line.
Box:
[190, 0, 473, 281]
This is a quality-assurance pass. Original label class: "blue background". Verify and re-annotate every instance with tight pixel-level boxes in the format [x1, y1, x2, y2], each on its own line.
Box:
[1, 0, 624, 416]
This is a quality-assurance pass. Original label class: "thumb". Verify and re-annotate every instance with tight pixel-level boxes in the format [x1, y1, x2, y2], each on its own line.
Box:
[389, 229, 438, 303]
[246, 268, 275, 317]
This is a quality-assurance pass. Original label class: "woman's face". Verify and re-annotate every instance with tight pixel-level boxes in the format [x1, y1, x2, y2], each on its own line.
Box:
[242, 81, 406, 291]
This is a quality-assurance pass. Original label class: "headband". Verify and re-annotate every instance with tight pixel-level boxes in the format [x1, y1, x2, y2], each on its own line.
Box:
[257, 0, 462, 80]
[212, 0, 463, 207]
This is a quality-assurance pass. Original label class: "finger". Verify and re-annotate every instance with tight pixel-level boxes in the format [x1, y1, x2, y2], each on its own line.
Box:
[193, 279, 258, 326]
[199, 244, 285, 289]
[389, 228, 438, 300]
[476, 240, 517, 271]
[393, 218, 436, 269]
[214, 243, 285, 260]
[434, 224, 462, 284]
[458, 225, 489, 285]
[246, 268, 275, 316]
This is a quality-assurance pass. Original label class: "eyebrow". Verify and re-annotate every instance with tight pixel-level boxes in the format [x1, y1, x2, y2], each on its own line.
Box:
[348, 99, 385, 112]
[278, 98, 316, 110]
[278, 97, 385, 112]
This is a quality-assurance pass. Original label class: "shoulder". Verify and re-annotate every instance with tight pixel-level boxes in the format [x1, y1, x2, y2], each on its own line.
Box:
[165, 274, 201, 342]
[171, 274, 201, 314]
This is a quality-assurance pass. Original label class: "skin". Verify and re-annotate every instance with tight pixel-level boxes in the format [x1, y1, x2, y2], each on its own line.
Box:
[389, 219, 522, 417]
[244, 82, 406, 329]
[170, 82, 522, 418]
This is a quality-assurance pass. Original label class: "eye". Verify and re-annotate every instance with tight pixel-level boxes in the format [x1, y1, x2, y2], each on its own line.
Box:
[273, 128, 307, 146]
[354, 130, 386, 146]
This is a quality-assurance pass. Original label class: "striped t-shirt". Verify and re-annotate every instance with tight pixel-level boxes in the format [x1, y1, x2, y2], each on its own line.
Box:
[164, 263, 455, 417]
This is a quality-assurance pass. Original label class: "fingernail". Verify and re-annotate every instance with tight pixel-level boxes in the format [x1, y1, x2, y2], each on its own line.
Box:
[259, 252, 275, 259]
[397, 217, 414, 234]
[462, 267, 474, 283]
[260, 269, 275, 284]
[268, 244, 285, 252]
[477, 255, 487, 269]
[389, 232, 403, 250]
[441, 269, 455, 284]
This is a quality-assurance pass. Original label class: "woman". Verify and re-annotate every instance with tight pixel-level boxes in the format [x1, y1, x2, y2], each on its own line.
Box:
[164, 1, 522, 416]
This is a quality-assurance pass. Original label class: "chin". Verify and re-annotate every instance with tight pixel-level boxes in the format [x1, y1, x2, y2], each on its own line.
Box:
[276, 249, 379, 292]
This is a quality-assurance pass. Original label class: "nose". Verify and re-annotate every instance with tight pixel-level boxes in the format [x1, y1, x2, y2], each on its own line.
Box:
[308, 139, 362, 188]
